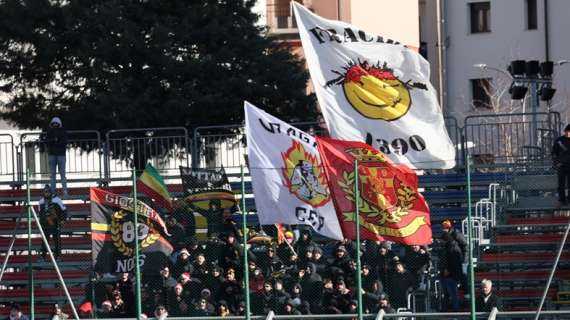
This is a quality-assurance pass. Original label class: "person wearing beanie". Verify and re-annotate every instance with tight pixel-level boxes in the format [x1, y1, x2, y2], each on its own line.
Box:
[43, 116, 68, 196]
[552, 124, 570, 205]
[38, 184, 67, 260]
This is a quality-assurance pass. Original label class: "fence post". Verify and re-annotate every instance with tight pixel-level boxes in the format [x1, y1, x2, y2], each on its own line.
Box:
[132, 168, 142, 320]
[353, 160, 363, 320]
[241, 165, 251, 320]
[26, 170, 35, 320]
[466, 154, 476, 320]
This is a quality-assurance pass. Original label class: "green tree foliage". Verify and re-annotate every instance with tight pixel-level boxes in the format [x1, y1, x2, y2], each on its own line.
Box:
[0, 0, 316, 132]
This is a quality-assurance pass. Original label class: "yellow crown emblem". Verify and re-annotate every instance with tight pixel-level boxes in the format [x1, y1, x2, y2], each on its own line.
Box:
[345, 148, 386, 163]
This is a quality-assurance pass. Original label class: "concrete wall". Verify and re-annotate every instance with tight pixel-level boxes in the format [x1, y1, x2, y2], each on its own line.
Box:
[349, 0, 420, 48]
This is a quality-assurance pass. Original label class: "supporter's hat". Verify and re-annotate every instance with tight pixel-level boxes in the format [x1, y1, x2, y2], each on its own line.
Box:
[181, 272, 191, 281]
[201, 288, 211, 296]
[179, 248, 189, 256]
[379, 294, 389, 301]
[78, 301, 92, 314]
[441, 220, 453, 229]
[336, 245, 347, 252]
[284, 231, 294, 239]
[101, 300, 112, 308]
[565, 124, 570, 132]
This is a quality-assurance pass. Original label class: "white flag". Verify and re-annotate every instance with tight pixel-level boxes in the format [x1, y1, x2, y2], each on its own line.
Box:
[293, 3, 455, 169]
[244, 101, 343, 240]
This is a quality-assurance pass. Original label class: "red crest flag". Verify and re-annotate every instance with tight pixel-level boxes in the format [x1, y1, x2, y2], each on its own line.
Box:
[316, 137, 432, 245]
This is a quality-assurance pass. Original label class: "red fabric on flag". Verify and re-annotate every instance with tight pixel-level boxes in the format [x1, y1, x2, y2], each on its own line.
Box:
[316, 137, 432, 245]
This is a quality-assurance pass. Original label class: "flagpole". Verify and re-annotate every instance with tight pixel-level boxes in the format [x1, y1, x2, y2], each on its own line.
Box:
[466, 155, 476, 320]
[26, 170, 34, 320]
[353, 160, 363, 320]
[132, 168, 142, 320]
[241, 165, 251, 320]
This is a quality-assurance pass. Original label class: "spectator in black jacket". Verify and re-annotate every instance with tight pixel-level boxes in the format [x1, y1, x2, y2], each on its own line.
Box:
[476, 279, 500, 312]
[44, 117, 68, 196]
[552, 124, 570, 206]
[403, 245, 431, 288]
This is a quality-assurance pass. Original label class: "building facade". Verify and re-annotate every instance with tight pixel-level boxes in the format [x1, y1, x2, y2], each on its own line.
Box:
[420, 0, 570, 125]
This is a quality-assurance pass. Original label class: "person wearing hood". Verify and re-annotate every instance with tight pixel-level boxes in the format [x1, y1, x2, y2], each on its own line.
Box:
[44, 117, 68, 196]
[553, 124, 570, 206]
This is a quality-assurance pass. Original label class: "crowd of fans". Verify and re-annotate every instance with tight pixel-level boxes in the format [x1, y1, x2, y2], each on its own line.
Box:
[83, 213, 479, 318]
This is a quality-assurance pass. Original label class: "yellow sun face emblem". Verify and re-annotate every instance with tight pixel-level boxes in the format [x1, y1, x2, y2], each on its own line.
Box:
[327, 61, 428, 122]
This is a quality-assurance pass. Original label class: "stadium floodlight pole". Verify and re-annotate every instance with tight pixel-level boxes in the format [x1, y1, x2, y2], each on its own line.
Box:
[132, 168, 142, 320]
[240, 165, 251, 320]
[466, 155, 476, 320]
[26, 170, 34, 320]
[353, 160, 363, 320]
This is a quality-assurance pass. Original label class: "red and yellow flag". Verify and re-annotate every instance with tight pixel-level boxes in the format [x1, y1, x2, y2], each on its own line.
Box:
[137, 163, 173, 212]
[316, 137, 432, 245]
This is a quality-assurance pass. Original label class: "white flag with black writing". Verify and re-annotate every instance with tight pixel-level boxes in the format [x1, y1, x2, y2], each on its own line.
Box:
[293, 3, 455, 169]
[244, 101, 343, 240]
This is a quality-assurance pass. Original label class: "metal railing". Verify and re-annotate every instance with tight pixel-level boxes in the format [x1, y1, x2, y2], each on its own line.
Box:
[17, 130, 102, 185]
[0, 133, 16, 184]
[105, 127, 190, 181]
[0, 111, 563, 187]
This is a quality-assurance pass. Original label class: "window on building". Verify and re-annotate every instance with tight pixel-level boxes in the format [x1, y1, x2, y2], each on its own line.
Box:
[275, 0, 300, 29]
[526, 0, 538, 30]
[469, 2, 491, 33]
[471, 78, 492, 108]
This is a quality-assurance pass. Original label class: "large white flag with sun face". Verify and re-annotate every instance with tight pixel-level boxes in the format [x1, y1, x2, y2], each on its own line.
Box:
[293, 3, 455, 169]
[244, 101, 343, 240]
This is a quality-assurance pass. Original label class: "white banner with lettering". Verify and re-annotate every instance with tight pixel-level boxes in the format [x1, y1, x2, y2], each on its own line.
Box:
[244, 101, 343, 240]
[293, 3, 455, 169]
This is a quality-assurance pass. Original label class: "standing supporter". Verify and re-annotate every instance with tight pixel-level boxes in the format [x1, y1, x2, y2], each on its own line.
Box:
[388, 261, 415, 310]
[38, 185, 67, 260]
[377, 294, 396, 314]
[7, 303, 29, 320]
[190, 199, 237, 238]
[361, 264, 378, 292]
[332, 278, 354, 313]
[362, 280, 384, 313]
[167, 283, 187, 316]
[203, 265, 224, 299]
[191, 298, 213, 316]
[295, 229, 316, 259]
[171, 248, 193, 279]
[170, 200, 196, 238]
[110, 290, 127, 317]
[220, 233, 241, 270]
[441, 220, 468, 288]
[50, 304, 69, 320]
[282, 300, 302, 315]
[249, 266, 266, 293]
[192, 253, 209, 281]
[113, 272, 134, 316]
[258, 246, 284, 277]
[438, 220, 466, 312]
[403, 245, 431, 288]
[165, 216, 186, 251]
[311, 247, 328, 276]
[153, 305, 168, 320]
[476, 279, 501, 312]
[219, 268, 243, 313]
[97, 301, 112, 318]
[277, 231, 296, 263]
[553, 124, 570, 206]
[179, 271, 203, 299]
[335, 238, 358, 259]
[374, 242, 397, 291]
[216, 301, 232, 317]
[331, 245, 352, 278]
[43, 117, 68, 196]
